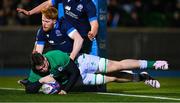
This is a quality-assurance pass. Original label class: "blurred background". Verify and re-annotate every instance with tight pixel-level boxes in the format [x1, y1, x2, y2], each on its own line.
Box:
[0, 0, 179, 76]
[0, 0, 179, 27]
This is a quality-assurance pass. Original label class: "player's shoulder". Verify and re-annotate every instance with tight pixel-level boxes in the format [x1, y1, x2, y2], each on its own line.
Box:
[44, 50, 68, 58]
[45, 50, 65, 55]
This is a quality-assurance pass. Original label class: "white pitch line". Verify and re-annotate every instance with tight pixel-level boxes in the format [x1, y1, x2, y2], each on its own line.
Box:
[1, 87, 180, 101]
[0, 87, 24, 91]
[97, 92, 180, 101]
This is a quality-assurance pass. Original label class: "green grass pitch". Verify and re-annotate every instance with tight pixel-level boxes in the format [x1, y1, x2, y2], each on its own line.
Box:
[0, 76, 180, 102]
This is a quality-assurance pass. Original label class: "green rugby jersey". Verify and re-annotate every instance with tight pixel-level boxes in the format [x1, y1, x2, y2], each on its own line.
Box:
[28, 50, 70, 82]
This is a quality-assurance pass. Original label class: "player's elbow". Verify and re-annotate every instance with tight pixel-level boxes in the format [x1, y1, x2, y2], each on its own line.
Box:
[75, 35, 83, 45]
[92, 20, 99, 29]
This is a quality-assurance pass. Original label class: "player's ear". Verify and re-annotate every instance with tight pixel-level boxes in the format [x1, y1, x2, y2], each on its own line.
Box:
[44, 56, 47, 61]
[53, 19, 56, 24]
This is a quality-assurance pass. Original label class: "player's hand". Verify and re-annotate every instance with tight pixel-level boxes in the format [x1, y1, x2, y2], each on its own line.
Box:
[39, 75, 56, 83]
[153, 61, 168, 70]
[88, 31, 95, 41]
[58, 90, 67, 95]
[16, 8, 31, 16]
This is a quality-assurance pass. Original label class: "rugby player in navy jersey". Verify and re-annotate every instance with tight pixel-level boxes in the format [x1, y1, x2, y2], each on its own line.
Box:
[17, 7, 83, 89]
[17, 0, 98, 54]
[33, 7, 83, 60]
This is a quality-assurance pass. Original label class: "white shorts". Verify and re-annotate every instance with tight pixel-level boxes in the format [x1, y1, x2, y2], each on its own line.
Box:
[77, 54, 108, 85]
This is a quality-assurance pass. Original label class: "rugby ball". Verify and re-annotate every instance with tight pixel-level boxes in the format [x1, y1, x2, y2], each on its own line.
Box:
[41, 81, 61, 94]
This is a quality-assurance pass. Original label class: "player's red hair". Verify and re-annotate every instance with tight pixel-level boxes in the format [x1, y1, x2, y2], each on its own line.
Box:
[41, 7, 58, 20]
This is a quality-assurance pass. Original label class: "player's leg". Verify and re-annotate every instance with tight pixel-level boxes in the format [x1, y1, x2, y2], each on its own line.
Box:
[82, 73, 136, 85]
[107, 71, 160, 88]
[105, 73, 160, 89]
[76, 53, 167, 87]
[140, 72, 160, 88]
[77, 54, 140, 74]
[106, 59, 168, 73]
[82, 72, 160, 88]
[77, 54, 168, 74]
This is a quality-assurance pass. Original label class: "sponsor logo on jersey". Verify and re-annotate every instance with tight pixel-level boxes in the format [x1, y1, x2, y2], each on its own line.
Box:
[58, 67, 64, 71]
[65, 5, 78, 19]
[65, 10, 78, 19]
[76, 4, 83, 12]
[65, 6, 71, 11]
[55, 30, 62, 36]
[46, 34, 49, 38]
[49, 40, 54, 44]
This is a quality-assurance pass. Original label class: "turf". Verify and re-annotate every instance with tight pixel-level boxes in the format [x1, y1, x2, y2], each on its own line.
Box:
[0, 76, 180, 102]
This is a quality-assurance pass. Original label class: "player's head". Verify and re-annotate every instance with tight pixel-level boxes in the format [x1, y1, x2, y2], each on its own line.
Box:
[31, 52, 49, 73]
[41, 7, 58, 32]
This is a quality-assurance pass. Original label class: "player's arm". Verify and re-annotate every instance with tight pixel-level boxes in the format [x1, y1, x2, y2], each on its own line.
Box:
[32, 28, 46, 54]
[17, 0, 52, 16]
[88, 20, 99, 40]
[68, 29, 83, 60]
[86, 0, 99, 40]
[63, 18, 83, 60]
[39, 75, 56, 83]
[32, 41, 45, 54]
[59, 59, 80, 94]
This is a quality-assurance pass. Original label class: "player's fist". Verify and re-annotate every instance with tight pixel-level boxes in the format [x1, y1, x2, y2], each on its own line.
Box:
[58, 90, 67, 95]
[88, 31, 95, 41]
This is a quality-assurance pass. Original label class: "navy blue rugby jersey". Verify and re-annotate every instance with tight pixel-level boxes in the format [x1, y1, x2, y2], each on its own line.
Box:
[36, 18, 77, 53]
[51, 0, 97, 37]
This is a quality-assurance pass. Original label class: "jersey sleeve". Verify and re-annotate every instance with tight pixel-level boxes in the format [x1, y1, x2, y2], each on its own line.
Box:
[28, 70, 42, 83]
[36, 28, 45, 46]
[51, 0, 62, 7]
[60, 18, 77, 38]
[84, 0, 98, 22]
[61, 59, 80, 92]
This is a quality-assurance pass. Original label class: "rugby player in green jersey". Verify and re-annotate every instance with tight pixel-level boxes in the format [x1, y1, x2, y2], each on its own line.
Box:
[26, 50, 80, 95]
[26, 50, 168, 94]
